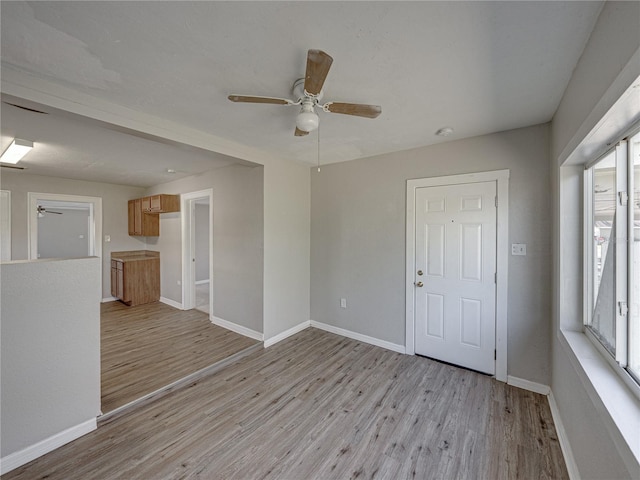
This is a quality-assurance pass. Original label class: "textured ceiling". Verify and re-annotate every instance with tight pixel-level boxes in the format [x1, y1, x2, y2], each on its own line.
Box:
[1, 1, 603, 179]
[0, 99, 245, 186]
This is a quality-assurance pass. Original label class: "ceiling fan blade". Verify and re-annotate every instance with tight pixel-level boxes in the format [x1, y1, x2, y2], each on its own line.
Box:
[37, 206, 63, 215]
[228, 95, 293, 105]
[295, 127, 310, 137]
[304, 50, 333, 96]
[324, 102, 382, 119]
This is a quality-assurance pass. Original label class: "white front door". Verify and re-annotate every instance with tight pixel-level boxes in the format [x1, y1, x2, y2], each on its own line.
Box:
[414, 181, 497, 374]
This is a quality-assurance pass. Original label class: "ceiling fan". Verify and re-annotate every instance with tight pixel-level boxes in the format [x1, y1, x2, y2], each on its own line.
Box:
[228, 49, 382, 136]
[37, 205, 63, 217]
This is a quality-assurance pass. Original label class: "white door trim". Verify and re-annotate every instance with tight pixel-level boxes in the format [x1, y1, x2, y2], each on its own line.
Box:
[27, 192, 102, 262]
[406, 169, 509, 382]
[0, 190, 11, 261]
[181, 189, 214, 314]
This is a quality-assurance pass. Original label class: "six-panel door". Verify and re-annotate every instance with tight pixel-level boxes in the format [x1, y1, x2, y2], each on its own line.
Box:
[414, 181, 497, 374]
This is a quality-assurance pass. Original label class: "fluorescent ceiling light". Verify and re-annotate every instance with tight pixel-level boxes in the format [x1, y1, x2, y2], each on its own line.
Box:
[1, 139, 33, 164]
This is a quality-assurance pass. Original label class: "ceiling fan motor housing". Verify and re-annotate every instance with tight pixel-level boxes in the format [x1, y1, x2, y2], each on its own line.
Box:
[292, 78, 323, 102]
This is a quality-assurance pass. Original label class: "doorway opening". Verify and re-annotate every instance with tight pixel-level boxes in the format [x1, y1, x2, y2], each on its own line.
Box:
[182, 189, 214, 316]
[27, 192, 102, 261]
[405, 170, 509, 382]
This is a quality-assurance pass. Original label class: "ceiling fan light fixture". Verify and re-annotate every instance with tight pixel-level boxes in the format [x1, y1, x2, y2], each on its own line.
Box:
[296, 109, 319, 133]
[435, 127, 454, 137]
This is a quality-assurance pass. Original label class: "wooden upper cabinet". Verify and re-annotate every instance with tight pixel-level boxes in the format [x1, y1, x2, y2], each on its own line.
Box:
[141, 194, 180, 214]
[128, 199, 159, 236]
[128, 200, 136, 235]
[141, 196, 151, 212]
[128, 194, 178, 236]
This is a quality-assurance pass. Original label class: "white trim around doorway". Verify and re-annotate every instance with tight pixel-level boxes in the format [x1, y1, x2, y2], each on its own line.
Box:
[405, 169, 509, 382]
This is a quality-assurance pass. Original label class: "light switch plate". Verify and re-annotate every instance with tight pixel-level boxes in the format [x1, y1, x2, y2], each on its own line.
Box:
[511, 243, 527, 256]
[340, 298, 347, 308]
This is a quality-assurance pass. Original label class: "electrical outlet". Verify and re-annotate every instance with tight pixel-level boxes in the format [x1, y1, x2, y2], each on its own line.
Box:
[511, 244, 527, 256]
[340, 298, 347, 308]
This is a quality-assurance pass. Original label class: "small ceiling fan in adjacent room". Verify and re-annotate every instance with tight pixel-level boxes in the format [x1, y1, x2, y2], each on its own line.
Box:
[37, 205, 63, 217]
[228, 49, 382, 136]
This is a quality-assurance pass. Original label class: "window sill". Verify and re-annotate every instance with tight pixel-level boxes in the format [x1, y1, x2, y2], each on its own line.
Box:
[559, 329, 640, 473]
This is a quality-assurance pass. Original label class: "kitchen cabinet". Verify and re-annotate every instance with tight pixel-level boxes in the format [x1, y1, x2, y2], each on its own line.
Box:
[128, 199, 159, 236]
[128, 194, 179, 237]
[110, 260, 124, 299]
[141, 194, 180, 213]
[111, 251, 160, 306]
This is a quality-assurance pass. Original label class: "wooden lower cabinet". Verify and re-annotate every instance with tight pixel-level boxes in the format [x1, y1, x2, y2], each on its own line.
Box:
[110, 260, 124, 299]
[111, 256, 159, 306]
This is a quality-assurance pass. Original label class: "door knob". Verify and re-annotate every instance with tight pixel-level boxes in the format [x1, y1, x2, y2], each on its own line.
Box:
[417, 270, 423, 276]
[415, 281, 424, 287]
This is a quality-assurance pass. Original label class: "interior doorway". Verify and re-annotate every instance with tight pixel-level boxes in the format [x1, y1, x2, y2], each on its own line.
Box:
[27, 192, 102, 261]
[182, 189, 213, 315]
[37, 200, 91, 258]
[194, 198, 211, 313]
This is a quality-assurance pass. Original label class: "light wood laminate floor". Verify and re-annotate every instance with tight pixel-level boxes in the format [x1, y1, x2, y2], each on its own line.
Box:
[101, 301, 259, 413]
[6, 328, 568, 479]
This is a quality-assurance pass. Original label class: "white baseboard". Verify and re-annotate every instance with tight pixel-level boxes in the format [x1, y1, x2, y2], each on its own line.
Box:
[195, 279, 209, 285]
[101, 296, 118, 303]
[160, 296, 183, 310]
[310, 320, 406, 354]
[548, 391, 580, 480]
[264, 321, 311, 348]
[507, 375, 551, 395]
[211, 316, 263, 342]
[0, 418, 96, 475]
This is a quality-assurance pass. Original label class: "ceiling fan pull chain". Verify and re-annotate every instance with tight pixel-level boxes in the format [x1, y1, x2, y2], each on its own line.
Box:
[317, 125, 321, 173]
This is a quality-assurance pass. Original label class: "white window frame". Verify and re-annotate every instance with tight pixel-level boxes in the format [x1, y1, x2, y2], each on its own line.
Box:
[584, 131, 640, 397]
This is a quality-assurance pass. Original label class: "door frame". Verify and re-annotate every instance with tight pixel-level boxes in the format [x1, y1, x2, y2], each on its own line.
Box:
[405, 169, 509, 382]
[181, 189, 213, 315]
[1, 190, 11, 261]
[27, 192, 102, 261]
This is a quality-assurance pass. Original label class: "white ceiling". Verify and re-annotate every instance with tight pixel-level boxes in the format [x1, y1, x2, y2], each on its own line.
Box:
[1, 1, 604, 182]
[0, 99, 246, 186]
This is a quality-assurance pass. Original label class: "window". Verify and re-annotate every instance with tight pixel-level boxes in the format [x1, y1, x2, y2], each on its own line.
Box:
[585, 130, 640, 386]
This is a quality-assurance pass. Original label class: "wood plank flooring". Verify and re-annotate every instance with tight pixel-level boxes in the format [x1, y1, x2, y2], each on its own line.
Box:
[5, 328, 568, 479]
[101, 301, 259, 413]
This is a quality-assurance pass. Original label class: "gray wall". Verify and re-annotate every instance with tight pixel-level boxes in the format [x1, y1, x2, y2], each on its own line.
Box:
[37, 207, 89, 259]
[195, 202, 210, 282]
[146, 164, 264, 334]
[0, 257, 101, 458]
[263, 156, 311, 340]
[0, 171, 147, 298]
[550, 1, 640, 478]
[311, 123, 552, 385]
